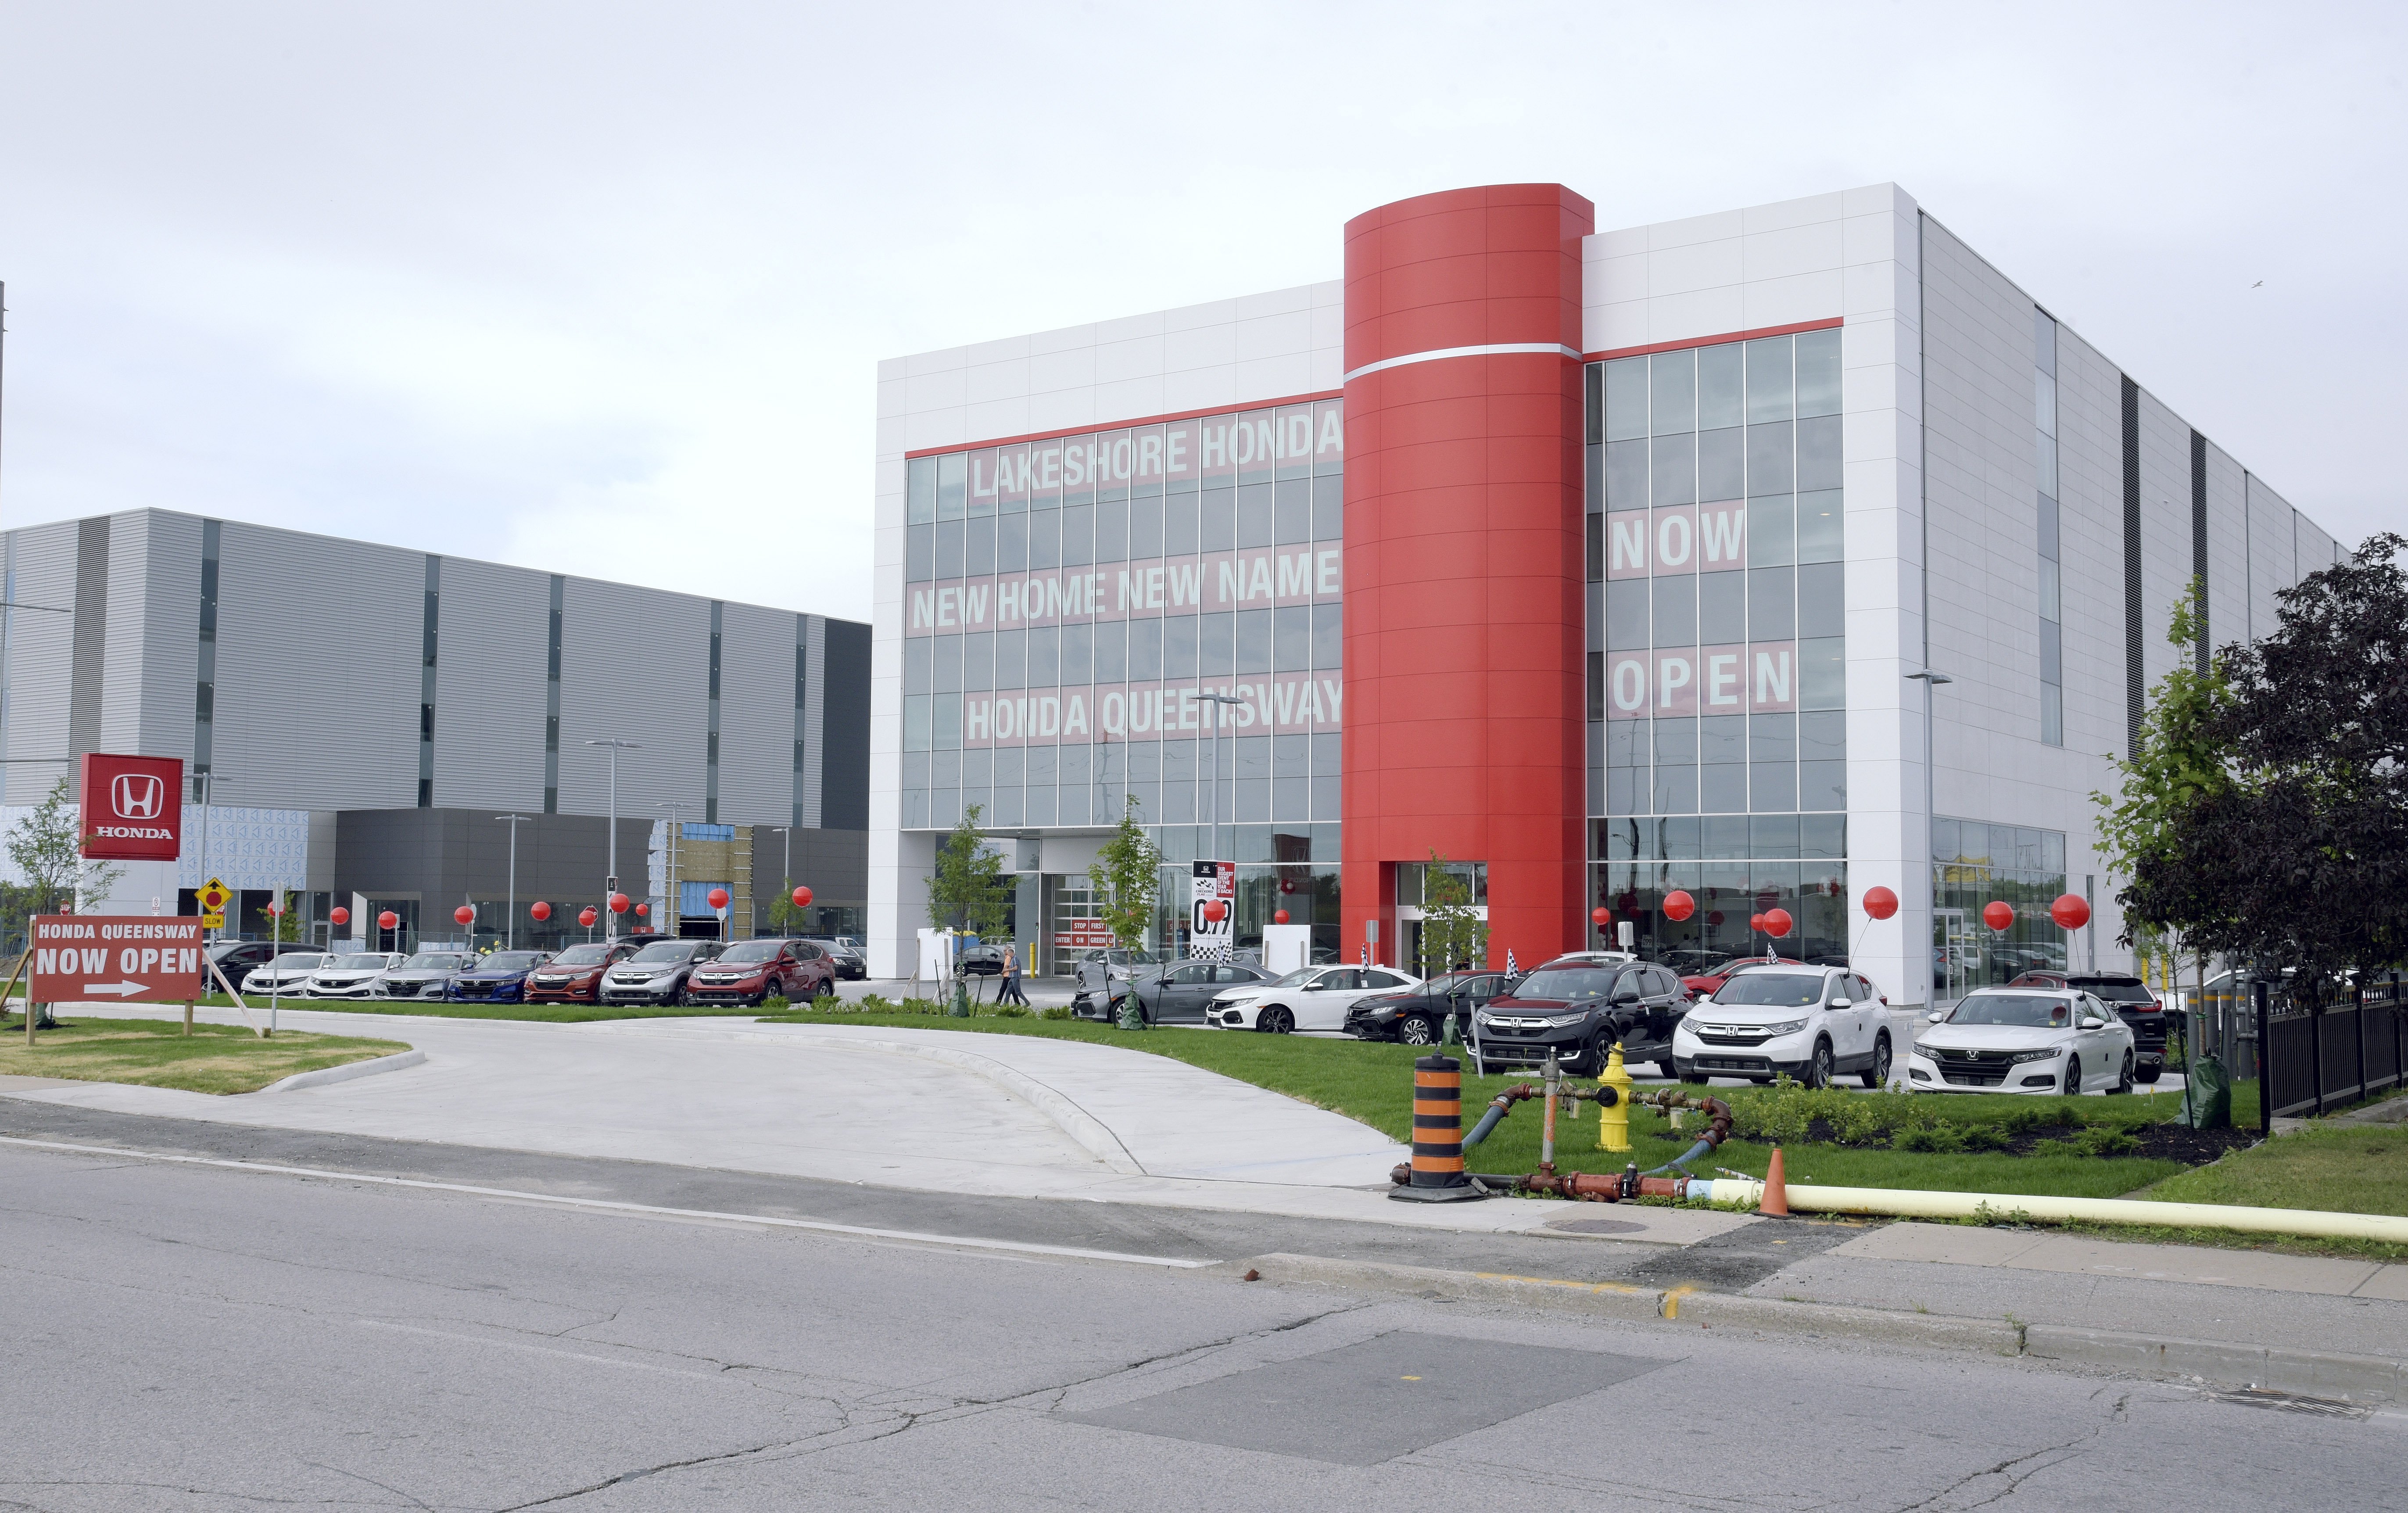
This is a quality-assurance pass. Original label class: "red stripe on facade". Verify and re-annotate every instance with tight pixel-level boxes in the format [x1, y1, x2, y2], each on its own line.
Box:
[1583, 316, 1843, 364]
[902, 391, 1343, 460]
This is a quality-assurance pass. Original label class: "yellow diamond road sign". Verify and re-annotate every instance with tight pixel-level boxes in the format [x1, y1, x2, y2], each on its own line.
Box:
[199, 878, 229, 929]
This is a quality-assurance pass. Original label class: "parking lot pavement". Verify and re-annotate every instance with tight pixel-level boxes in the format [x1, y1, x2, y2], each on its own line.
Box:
[13, 1003, 1746, 1242]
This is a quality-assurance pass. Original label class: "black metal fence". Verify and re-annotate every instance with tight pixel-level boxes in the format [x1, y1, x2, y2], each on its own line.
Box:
[2260, 974, 2406, 1125]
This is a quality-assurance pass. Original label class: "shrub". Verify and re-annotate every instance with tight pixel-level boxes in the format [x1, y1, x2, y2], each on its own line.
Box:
[1040, 1006, 1072, 1021]
[1894, 1124, 1965, 1154]
[762, 996, 790, 1011]
[1957, 1126, 2012, 1152]
[809, 991, 843, 1013]
[858, 993, 898, 1014]
[991, 1004, 1031, 1018]
[2072, 1126, 2141, 1158]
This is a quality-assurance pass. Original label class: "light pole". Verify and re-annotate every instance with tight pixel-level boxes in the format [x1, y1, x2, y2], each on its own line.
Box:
[654, 800, 689, 937]
[1198, 692, 1244, 865]
[771, 825, 790, 929]
[586, 740, 640, 943]
[494, 814, 531, 948]
[1905, 670, 1953, 1012]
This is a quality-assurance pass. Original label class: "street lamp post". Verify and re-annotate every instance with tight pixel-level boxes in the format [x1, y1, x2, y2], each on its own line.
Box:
[770, 825, 790, 929]
[585, 740, 640, 943]
[1197, 692, 1244, 866]
[1905, 670, 1953, 1010]
[494, 814, 532, 948]
[654, 800, 689, 937]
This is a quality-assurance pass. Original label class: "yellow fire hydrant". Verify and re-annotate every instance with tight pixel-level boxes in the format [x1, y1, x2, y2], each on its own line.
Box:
[1597, 1043, 1634, 1152]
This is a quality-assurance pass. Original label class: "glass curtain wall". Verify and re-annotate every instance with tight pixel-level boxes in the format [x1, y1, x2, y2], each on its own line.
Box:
[1586, 330, 1846, 964]
[1930, 818, 2068, 1004]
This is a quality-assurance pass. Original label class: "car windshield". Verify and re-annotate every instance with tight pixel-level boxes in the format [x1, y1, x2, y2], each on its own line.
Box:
[400, 954, 459, 970]
[1509, 968, 1619, 1003]
[718, 941, 783, 963]
[1950, 994, 2073, 1028]
[631, 942, 699, 962]
[1267, 968, 1319, 987]
[477, 953, 546, 972]
[327, 955, 389, 970]
[550, 945, 612, 965]
[265, 955, 324, 970]
[1712, 973, 1825, 1007]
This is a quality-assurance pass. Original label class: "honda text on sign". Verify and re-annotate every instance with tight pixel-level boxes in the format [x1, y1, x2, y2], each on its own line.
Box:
[76, 753, 185, 861]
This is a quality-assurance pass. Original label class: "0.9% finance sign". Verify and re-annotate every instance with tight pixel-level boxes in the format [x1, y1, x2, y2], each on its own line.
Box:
[28, 916, 206, 1003]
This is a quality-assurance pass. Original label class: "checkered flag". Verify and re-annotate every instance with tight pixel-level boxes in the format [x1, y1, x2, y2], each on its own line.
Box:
[1505, 947, 1518, 976]
[1359, 942, 1369, 968]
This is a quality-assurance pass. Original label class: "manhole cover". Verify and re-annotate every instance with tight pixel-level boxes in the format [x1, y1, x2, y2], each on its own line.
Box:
[1545, 1217, 1646, 1235]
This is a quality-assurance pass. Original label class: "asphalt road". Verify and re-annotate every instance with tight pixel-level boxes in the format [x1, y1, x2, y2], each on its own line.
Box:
[4, 1133, 2400, 1511]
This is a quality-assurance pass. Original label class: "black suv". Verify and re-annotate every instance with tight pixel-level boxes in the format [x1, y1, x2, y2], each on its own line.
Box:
[1346, 971, 1514, 1046]
[2009, 971, 2166, 1082]
[1471, 955, 1691, 1075]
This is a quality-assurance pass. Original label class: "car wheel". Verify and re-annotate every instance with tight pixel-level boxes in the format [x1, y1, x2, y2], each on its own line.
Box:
[1259, 1006, 1294, 1035]
[1396, 1014, 1438, 1047]
[2064, 1054, 2080, 1094]
[2110, 1050, 2134, 1095]
[1861, 1032, 1892, 1090]
[1805, 1038, 1834, 1090]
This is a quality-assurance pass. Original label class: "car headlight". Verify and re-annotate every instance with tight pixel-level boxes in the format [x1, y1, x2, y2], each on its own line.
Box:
[1545, 1011, 1589, 1028]
[1760, 1019, 1810, 1036]
[1912, 1041, 1936, 1058]
[2009, 1047, 2061, 1063]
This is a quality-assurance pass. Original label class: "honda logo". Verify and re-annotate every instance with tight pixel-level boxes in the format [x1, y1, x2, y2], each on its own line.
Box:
[112, 773, 165, 821]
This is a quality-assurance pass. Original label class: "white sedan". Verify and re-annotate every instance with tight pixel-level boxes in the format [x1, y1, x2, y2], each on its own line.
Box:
[1207, 964, 1420, 1034]
[240, 952, 328, 997]
[1908, 986, 2138, 1094]
[304, 952, 408, 1000]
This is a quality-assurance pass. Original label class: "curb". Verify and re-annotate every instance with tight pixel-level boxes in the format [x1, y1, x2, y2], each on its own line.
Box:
[256, 1049, 427, 1094]
[1235, 1251, 2402, 1401]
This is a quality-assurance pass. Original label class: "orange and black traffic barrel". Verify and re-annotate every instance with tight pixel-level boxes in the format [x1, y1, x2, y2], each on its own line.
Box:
[1390, 1054, 1488, 1203]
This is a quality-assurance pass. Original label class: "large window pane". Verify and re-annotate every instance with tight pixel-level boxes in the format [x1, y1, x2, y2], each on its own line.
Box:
[1649, 434, 1696, 506]
[1698, 343, 1744, 430]
[1799, 637, 1845, 710]
[935, 519, 964, 578]
[1026, 626, 1059, 687]
[903, 635, 932, 696]
[1125, 619, 1161, 682]
[1746, 336, 1793, 423]
[1652, 573, 1697, 646]
[1746, 421, 1795, 495]
[1273, 606, 1311, 670]
[932, 634, 962, 693]
[1605, 440, 1648, 508]
[1311, 603, 1343, 667]
[906, 523, 934, 582]
[1748, 567, 1795, 641]
[1235, 608, 1273, 673]
[1796, 562, 1845, 639]
[1605, 357, 1648, 440]
[1796, 415, 1842, 491]
[1748, 495, 1795, 566]
[1606, 579, 1649, 649]
[907, 456, 937, 525]
[1796, 490, 1842, 564]
[1697, 428, 1743, 502]
[1060, 622, 1093, 685]
[1163, 617, 1198, 679]
[1650, 349, 1696, 435]
[1795, 327, 1842, 417]
[1698, 571, 1746, 643]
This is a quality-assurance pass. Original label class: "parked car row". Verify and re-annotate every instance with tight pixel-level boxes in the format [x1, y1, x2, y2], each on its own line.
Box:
[230, 937, 841, 1005]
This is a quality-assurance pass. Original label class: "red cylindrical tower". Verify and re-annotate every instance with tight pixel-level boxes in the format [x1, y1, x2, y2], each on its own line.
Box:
[1341, 184, 1592, 972]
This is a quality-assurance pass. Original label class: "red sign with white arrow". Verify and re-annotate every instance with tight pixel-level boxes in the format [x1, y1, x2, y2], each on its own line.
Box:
[27, 915, 205, 1003]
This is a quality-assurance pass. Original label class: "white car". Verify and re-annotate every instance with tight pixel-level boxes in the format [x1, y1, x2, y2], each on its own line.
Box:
[240, 952, 328, 997]
[1207, 964, 1419, 1033]
[1671, 963, 1892, 1088]
[304, 952, 408, 1000]
[1908, 986, 2138, 1094]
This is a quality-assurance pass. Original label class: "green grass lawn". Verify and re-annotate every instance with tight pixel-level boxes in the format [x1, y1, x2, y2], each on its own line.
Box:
[0, 1014, 408, 1094]
[2141, 1124, 2408, 1215]
[751, 1010, 2195, 1200]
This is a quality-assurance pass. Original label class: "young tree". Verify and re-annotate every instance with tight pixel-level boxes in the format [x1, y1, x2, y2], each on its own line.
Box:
[1087, 795, 1162, 953]
[1417, 851, 1487, 976]
[924, 803, 1011, 940]
[5, 778, 123, 914]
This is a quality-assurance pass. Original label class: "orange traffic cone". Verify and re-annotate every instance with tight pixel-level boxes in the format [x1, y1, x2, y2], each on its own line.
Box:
[1759, 1145, 1789, 1215]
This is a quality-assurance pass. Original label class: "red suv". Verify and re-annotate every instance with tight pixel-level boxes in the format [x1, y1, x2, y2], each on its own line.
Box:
[526, 939, 645, 1004]
[682, 938, 835, 1007]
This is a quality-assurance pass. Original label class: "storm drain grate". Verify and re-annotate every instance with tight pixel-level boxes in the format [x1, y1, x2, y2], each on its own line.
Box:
[2214, 1388, 2370, 1420]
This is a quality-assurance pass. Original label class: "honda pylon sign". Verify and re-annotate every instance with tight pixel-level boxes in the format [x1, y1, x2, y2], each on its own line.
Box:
[29, 915, 204, 1003]
[78, 753, 184, 861]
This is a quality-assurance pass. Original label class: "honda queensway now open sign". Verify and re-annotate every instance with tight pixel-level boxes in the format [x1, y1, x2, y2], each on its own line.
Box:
[78, 753, 184, 861]
[29, 915, 205, 1003]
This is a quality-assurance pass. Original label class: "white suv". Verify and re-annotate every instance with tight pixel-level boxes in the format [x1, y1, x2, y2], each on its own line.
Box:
[1671, 964, 1892, 1088]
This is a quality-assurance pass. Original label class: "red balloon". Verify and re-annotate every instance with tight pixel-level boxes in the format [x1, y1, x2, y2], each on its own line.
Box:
[1591, 906, 1612, 927]
[1272, 908, 1290, 925]
[1763, 907, 1794, 939]
[1278, 878, 1294, 894]
[266, 900, 284, 916]
[377, 911, 399, 930]
[2050, 893, 2092, 931]
[1203, 900, 1226, 923]
[707, 888, 730, 910]
[454, 904, 475, 926]
[530, 901, 552, 921]
[1749, 913, 1767, 932]
[634, 903, 649, 917]
[609, 893, 631, 914]
[1662, 889, 1696, 922]
[578, 907, 598, 927]
[791, 885, 812, 908]
[1862, 885, 1899, 921]
[1982, 900, 2015, 932]
[330, 906, 350, 926]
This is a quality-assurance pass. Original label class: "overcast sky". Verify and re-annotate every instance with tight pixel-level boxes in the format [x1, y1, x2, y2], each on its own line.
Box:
[1, 2, 2398, 623]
